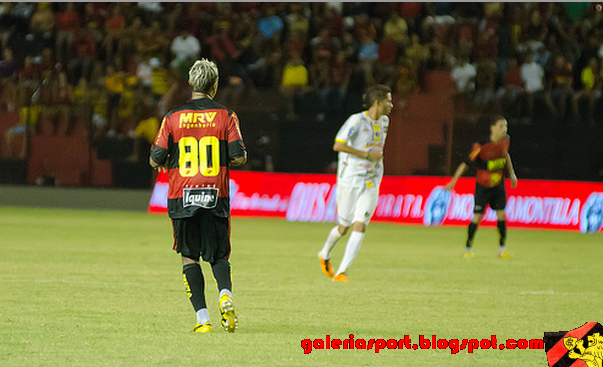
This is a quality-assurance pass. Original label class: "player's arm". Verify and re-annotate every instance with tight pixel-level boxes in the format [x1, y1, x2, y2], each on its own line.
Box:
[445, 162, 468, 191]
[333, 140, 382, 162]
[505, 152, 518, 188]
[150, 116, 170, 172]
[227, 112, 247, 167]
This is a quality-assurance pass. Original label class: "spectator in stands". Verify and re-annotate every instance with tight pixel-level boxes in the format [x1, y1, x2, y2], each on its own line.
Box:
[547, 54, 574, 123]
[573, 57, 602, 126]
[285, 3, 310, 40]
[451, 56, 477, 93]
[126, 104, 159, 163]
[258, 6, 283, 40]
[0, 47, 18, 112]
[426, 38, 452, 71]
[520, 52, 545, 121]
[395, 56, 418, 108]
[231, 11, 257, 53]
[496, 12, 516, 87]
[311, 27, 341, 60]
[104, 64, 127, 137]
[150, 58, 171, 116]
[71, 76, 95, 130]
[67, 26, 97, 85]
[383, 12, 410, 49]
[474, 58, 498, 112]
[81, 3, 104, 44]
[102, 4, 126, 62]
[117, 16, 144, 66]
[522, 8, 547, 54]
[319, 50, 352, 115]
[55, 3, 80, 67]
[322, 5, 344, 39]
[357, 29, 379, 86]
[170, 28, 201, 70]
[206, 21, 240, 69]
[29, 2, 55, 50]
[309, 48, 331, 118]
[340, 31, 359, 64]
[50, 71, 73, 135]
[405, 33, 430, 89]
[281, 50, 308, 118]
[496, 57, 523, 118]
[451, 56, 477, 115]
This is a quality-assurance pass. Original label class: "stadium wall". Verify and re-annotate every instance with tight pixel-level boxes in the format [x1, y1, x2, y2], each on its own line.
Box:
[0, 185, 151, 211]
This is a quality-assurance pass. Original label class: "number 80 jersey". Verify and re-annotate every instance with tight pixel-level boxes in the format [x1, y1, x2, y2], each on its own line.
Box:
[150, 98, 247, 219]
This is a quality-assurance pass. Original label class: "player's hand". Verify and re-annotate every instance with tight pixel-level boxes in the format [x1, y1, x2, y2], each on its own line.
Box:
[367, 150, 383, 162]
[510, 175, 518, 188]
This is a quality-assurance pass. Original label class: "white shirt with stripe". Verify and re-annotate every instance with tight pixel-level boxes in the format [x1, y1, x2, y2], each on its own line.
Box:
[334, 111, 389, 188]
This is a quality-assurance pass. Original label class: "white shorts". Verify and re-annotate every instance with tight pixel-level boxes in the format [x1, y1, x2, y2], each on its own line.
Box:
[337, 185, 379, 227]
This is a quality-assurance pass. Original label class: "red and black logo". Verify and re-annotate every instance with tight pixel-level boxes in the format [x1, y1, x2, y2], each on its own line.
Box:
[544, 322, 603, 366]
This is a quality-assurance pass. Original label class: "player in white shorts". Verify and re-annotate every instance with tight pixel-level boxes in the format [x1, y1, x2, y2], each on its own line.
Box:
[318, 84, 393, 282]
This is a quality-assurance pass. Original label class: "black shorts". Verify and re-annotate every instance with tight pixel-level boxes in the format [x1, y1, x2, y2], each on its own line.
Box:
[473, 183, 506, 214]
[171, 212, 231, 263]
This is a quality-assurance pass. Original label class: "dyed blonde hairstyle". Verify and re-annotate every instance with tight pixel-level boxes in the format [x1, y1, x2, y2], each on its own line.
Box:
[188, 59, 219, 94]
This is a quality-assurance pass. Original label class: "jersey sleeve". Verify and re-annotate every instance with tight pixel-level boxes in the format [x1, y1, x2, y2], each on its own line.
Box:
[464, 142, 482, 165]
[335, 116, 359, 145]
[227, 111, 247, 160]
[150, 116, 170, 165]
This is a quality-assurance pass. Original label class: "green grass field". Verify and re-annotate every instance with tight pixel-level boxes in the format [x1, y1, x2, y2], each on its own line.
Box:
[1, 206, 601, 366]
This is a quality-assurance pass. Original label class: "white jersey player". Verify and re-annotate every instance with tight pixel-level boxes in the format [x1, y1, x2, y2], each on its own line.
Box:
[319, 85, 394, 282]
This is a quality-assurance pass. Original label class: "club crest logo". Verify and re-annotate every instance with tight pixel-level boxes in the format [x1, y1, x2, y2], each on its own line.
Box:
[423, 186, 452, 226]
[544, 322, 603, 366]
[580, 193, 603, 234]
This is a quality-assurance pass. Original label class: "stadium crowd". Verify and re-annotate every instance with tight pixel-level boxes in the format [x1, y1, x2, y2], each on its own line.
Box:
[0, 2, 602, 156]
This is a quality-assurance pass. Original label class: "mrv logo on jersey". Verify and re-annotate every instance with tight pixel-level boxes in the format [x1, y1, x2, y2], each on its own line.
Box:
[183, 188, 219, 209]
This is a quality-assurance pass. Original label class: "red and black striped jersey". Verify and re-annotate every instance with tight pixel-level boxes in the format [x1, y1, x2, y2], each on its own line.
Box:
[150, 98, 246, 218]
[464, 135, 510, 188]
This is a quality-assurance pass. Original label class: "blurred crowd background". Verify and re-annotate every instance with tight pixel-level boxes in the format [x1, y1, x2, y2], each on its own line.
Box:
[0, 2, 602, 188]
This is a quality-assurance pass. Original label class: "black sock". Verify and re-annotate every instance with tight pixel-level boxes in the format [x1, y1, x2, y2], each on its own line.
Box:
[183, 263, 206, 311]
[466, 222, 478, 248]
[497, 220, 507, 247]
[211, 257, 232, 293]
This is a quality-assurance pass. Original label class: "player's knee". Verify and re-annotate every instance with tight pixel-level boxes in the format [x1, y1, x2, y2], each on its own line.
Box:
[471, 213, 484, 223]
[352, 222, 366, 233]
[496, 210, 506, 221]
[338, 225, 350, 235]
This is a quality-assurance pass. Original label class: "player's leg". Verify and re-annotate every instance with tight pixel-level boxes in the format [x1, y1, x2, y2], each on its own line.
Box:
[174, 217, 211, 332]
[319, 186, 354, 278]
[491, 185, 510, 258]
[465, 185, 488, 257]
[208, 216, 238, 332]
[333, 187, 378, 281]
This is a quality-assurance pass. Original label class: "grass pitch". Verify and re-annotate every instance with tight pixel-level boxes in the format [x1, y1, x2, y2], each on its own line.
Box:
[0, 206, 601, 366]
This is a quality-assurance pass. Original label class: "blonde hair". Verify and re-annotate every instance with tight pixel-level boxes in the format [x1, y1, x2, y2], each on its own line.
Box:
[188, 59, 219, 94]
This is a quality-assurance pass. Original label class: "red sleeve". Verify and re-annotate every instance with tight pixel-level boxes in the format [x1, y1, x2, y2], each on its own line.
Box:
[227, 112, 246, 159]
[467, 143, 482, 163]
[153, 116, 170, 148]
[228, 112, 243, 143]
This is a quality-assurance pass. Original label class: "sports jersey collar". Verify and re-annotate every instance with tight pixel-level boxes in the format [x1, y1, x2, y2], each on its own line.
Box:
[363, 110, 380, 123]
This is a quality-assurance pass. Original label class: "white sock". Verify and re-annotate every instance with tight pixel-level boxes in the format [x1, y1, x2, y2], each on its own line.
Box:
[499, 245, 506, 252]
[219, 289, 233, 300]
[319, 226, 343, 260]
[335, 231, 365, 275]
[465, 247, 472, 252]
[196, 308, 210, 325]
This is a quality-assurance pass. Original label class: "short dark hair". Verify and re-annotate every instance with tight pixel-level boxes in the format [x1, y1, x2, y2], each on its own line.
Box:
[489, 115, 506, 127]
[362, 84, 391, 108]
